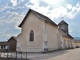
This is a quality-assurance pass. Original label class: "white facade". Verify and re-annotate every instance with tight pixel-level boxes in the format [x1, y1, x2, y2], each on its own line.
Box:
[16, 9, 73, 52]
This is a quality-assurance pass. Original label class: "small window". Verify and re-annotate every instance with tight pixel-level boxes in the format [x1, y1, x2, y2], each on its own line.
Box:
[30, 30, 34, 41]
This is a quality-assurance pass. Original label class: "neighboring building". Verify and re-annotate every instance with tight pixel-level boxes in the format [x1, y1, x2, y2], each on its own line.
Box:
[0, 42, 9, 52]
[16, 8, 74, 52]
[0, 36, 17, 52]
[73, 37, 80, 48]
[8, 36, 17, 52]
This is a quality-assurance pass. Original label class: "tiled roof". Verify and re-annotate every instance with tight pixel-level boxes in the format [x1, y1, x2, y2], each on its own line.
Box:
[8, 36, 17, 42]
[18, 9, 58, 27]
[58, 20, 68, 25]
[0, 42, 9, 45]
[74, 37, 80, 40]
[74, 40, 80, 43]
[58, 28, 73, 39]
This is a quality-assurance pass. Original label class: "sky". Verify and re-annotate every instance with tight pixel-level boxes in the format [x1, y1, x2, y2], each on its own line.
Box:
[0, 0, 80, 41]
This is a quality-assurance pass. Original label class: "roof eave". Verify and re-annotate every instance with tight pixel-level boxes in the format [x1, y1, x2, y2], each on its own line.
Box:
[18, 9, 31, 27]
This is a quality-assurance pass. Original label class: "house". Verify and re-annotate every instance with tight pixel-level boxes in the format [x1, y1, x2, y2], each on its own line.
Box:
[0, 42, 9, 52]
[0, 36, 17, 52]
[58, 20, 74, 49]
[8, 36, 17, 52]
[16, 8, 74, 52]
[73, 37, 80, 48]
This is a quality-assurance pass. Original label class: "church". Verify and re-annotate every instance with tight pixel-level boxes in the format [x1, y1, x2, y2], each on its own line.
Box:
[16, 8, 74, 52]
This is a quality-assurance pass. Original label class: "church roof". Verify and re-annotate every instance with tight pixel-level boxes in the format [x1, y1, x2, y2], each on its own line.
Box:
[58, 28, 74, 39]
[58, 20, 68, 25]
[18, 9, 57, 27]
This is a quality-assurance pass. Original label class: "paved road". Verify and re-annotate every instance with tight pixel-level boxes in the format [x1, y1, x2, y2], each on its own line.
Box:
[27, 48, 80, 60]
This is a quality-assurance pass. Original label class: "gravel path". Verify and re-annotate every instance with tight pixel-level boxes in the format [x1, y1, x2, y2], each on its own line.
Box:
[1, 48, 80, 60]
[28, 48, 80, 60]
[47, 48, 80, 60]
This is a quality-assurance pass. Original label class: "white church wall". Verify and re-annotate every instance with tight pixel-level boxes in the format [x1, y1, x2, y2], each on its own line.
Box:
[19, 12, 44, 52]
[45, 23, 58, 50]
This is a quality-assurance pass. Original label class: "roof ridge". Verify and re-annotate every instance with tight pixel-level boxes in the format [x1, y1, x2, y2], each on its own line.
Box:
[30, 9, 57, 26]
[58, 20, 68, 25]
[18, 8, 58, 27]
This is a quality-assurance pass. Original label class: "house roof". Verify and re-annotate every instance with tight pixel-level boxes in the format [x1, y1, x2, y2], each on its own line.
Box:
[74, 37, 80, 40]
[18, 9, 58, 27]
[58, 28, 74, 39]
[58, 20, 68, 25]
[0, 42, 9, 45]
[74, 40, 80, 43]
[8, 36, 17, 42]
[12, 36, 17, 40]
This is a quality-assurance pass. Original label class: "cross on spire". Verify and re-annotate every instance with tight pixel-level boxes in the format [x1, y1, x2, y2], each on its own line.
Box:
[62, 17, 64, 20]
[62, 17, 64, 21]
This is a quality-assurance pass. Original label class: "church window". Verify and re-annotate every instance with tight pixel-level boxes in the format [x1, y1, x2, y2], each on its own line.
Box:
[30, 30, 34, 41]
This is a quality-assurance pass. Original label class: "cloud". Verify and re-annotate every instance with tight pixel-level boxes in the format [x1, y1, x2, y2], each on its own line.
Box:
[67, 4, 72, 9]
[41, 0, 64, 7]
[26, 0, 80, 21]
[0, 4, 11, 12]
[10, 0, 17, 6]
[25, 0, 80, 37]
[0, 0, 27, 41]
[1, 33, 17, 37]
[0, 27, 18, 40]
[0, 10, 25, 30]
[6, 10, 25, 24]
[10, 0, 25, 6]
[0, 0, 27, 30]
[0, 0, 80, 40]
[68, 20, 80, 37]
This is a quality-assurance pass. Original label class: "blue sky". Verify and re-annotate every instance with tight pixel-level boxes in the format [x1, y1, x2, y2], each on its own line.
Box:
[0, 0, 80, 41]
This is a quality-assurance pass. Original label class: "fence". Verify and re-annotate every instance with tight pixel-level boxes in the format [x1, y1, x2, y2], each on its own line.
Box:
[0, 52, 27, 59]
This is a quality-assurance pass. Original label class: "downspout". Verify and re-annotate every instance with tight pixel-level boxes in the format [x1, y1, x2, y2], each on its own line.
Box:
[43, 21, 48, 52]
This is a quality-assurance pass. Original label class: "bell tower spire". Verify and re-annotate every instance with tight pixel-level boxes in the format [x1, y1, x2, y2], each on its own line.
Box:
[62, 17, 63, 20]
[58, 18, 69, 35]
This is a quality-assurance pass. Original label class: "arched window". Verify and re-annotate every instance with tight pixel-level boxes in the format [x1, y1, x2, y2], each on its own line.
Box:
[30, 30, 34, 41]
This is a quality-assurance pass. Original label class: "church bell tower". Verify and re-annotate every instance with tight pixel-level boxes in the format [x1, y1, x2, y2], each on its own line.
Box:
[58, 20, 69, 35]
